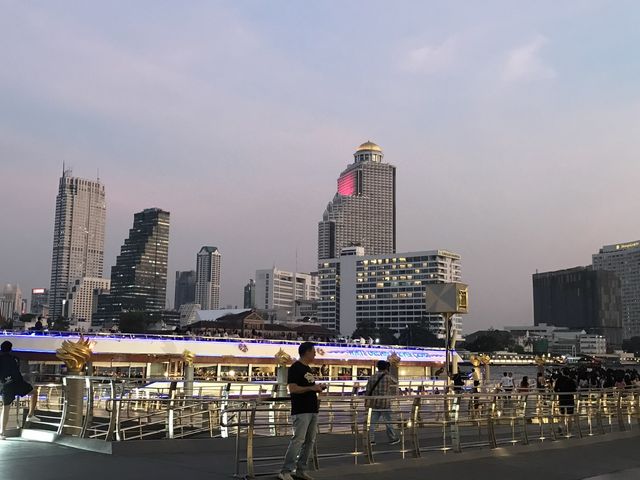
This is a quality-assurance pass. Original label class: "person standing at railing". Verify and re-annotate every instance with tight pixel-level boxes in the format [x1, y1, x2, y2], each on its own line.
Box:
[0, 341, 39, 439]
[554, 368, 577, 414]
[279, 342, 326, 480]
[499, 372, 514, 398]
[365, 360, 400, 446]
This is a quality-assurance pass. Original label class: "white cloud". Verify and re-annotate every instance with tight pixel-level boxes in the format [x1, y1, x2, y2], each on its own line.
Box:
[502, 35, 556, 82]
[400, 37, 457, 74]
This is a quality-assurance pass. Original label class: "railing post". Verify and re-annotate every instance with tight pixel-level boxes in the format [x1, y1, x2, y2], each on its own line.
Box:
[167, 388, 176, 439]
[246, 405, 256, 478]
[617, 390, 626, 432]
[364, 406, 374, 464]
[411, 397, 421, 457]
[80, 377, 94, 438]
[221, 384, 230, 438]
[105, 381, 118, 441]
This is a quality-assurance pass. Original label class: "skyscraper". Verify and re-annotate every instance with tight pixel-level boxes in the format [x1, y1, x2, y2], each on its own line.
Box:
[195, 246, 221, 310]
[97, 208, 170, 321]
[593, 241, 640, 338]
[318, 141, 396, 260]
[49, 170, 106, 320]
[243, 279, 256, 309]
[174, 270, 196, 310]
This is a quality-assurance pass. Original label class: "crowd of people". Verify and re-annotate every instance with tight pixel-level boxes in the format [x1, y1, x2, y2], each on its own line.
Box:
[496, 366, 640, 393]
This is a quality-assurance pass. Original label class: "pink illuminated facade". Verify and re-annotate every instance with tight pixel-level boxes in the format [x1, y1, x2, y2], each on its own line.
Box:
[318, 141, 396, 260]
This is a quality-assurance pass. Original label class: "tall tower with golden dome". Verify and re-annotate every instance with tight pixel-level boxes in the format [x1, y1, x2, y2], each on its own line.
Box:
[318, 141, 396, 260]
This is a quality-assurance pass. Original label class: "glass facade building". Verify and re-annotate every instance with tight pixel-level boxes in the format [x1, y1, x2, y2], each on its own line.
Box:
[174, 270, 196, 311]
[96, 208, 170, 323]
[532, 266, 623, 350]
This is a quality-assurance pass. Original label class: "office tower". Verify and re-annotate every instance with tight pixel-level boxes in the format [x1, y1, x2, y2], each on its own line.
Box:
[66, 277, 110, 323]
[593, 241, 640, 339]
[254, 268, 319, 322]
[30, 288, 49, 316]
[532, 266, 623, 350]
[318, 248, 462, 337]
[244, 279, 256, 309]
[98, 208, 170, 321]
[318, 141, 396, 261]
[195, 246, 221, 310]
[174, 270, 196, 310]
[49, 169, 106, 320]
[2, 284, 22, 318]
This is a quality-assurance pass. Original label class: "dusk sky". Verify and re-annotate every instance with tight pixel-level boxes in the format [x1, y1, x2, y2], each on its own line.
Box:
[1, 1, 639, 333]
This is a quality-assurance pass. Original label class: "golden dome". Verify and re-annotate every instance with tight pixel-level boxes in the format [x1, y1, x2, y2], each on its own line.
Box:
[356, 140, 382, 153]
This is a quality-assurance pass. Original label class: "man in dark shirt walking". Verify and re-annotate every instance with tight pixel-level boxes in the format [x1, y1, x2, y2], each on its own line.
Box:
[279, 342, 325, 480]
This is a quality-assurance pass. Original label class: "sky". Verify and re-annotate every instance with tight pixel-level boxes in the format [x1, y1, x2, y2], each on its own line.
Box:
[1, 1, 639, 333]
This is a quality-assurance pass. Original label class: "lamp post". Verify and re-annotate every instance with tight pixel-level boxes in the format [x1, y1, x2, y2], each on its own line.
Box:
[424, 283, 469, 386]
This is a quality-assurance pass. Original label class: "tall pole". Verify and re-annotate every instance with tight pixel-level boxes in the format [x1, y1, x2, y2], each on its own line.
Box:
[445, 313, 451, 384]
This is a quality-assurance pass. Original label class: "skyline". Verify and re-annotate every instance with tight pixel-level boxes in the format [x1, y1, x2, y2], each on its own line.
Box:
[1, 2, 640, 331]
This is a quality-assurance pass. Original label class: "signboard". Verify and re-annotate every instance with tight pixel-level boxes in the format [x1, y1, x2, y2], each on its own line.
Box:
[425, 283, 469, 314]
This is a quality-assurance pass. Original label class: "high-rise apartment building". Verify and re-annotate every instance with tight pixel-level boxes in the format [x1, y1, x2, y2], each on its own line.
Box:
[318, 141, 396, 260]
[195, 247, 221, 310]
[49, 170, 106, 320]
[174, 270, 196, 310]
[30, 288, 49, 316]
[95, 208, 170, 324]
[66, 277, 110, 323]
[592, 241, 640, 339]
[532, 266, 623, 350]
[244, 279, 256, 309]
[318, 247, 462, 337]
[255, 268, 319, 322]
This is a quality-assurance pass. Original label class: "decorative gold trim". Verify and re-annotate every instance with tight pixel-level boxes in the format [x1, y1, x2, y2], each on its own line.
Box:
[274, 348, 293, 366]
[56, 335, 93, 373]
[182, 349, 196, 366]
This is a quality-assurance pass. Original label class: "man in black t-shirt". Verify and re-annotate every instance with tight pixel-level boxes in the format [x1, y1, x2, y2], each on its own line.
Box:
[0, 341, 39, 439]
[279, 342, 325, 480]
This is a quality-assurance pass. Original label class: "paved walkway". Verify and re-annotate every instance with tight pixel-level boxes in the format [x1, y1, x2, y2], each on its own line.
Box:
[0, 430, 639, 480]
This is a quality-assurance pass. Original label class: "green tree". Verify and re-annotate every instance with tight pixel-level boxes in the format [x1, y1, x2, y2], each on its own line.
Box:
[352, 320, 378, 339]
[398, 320, 442, 347]
[376, 327, 399, 345]
[19, 313, 36, 323]
[465, 330, 515, 352]
[0, 313, 11, 329]
[119, 311, 148, 334]
[352, 321, 399, 345]
[52, 316, 70, 331]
